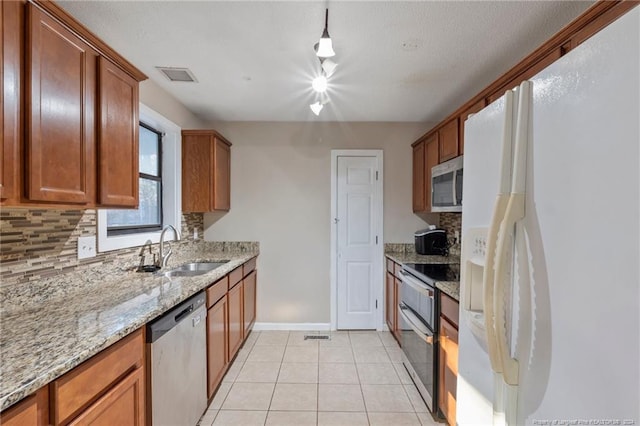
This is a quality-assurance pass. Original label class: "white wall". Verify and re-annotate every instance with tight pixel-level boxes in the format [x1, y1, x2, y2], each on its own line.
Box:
[203, 121, 438, 325]
[139, 79, 207, 129]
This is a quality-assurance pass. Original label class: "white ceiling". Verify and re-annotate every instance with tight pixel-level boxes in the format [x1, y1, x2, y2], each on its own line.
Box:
[58, 1, 593, 123]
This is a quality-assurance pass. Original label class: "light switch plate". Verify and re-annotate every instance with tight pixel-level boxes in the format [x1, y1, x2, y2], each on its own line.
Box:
[77, 235, 97, 259]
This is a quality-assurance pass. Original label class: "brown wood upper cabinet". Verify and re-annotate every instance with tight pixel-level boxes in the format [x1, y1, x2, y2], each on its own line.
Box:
[182, 130, 232, 213]
[27, 4, 97, 205]
[412, 141, 425, 212]
[1, 1, 146, 208]
[97, 57, 139, 207]
[438, 118, 459, 162]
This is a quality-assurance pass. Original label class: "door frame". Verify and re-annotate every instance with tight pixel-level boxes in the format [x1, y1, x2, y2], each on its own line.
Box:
[330, 150, 384, 331]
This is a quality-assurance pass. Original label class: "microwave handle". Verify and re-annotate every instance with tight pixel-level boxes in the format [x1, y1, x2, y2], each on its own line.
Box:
[452, 170, 457, 206]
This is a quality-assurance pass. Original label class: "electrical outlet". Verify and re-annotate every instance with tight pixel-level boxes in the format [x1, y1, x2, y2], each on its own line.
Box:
[454, 230, 460, 245]
[193, 227, 199, 240]
[77, 235, 97, 259]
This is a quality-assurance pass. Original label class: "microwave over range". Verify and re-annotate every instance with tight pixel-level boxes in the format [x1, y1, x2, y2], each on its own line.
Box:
[431, 156, 463, 212]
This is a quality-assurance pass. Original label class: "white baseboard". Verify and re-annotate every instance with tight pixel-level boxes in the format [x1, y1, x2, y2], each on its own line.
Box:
[252, 322, 331, 331]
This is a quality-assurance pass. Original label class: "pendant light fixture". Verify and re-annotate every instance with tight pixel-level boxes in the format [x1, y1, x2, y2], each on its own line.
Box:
[315, 8, 335, 58]
[310, 102, 324, 116]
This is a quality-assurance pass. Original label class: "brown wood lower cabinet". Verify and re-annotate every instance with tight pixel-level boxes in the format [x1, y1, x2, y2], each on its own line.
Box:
[227, 281, 244, 362]
[438, 293, 459, 426]
[207, 295, 228, 399]
[68, 367, 144, 426]
[243, 271, 257, 335]
[385, 272, 395, 333]
[0, 387, 48, 426]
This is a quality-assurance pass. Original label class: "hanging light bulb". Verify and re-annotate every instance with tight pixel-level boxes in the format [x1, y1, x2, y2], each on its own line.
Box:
[312, 75, 328, 93]
[316, 9, 335, 58]
[321, 58, 337, 77]
[310, 102, 323, 116]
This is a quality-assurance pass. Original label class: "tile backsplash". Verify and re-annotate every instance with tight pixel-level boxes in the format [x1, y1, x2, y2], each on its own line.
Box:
[0, 209, 204, 287]
[439, 212, 462, 256]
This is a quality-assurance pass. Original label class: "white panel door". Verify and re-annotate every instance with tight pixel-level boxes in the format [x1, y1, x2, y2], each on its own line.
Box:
[336, 156, 379, 329]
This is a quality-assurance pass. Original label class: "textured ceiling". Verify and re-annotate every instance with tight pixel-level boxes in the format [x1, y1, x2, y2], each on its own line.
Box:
[58, 1, 593, 123]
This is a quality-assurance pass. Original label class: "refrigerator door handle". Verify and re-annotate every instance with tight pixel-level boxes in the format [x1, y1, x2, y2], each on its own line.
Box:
[493, 81, 532, 386]
[483, 90, 516, 375]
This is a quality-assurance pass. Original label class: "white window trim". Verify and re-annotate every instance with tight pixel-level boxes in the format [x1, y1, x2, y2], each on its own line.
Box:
[97, 103, 182, 252]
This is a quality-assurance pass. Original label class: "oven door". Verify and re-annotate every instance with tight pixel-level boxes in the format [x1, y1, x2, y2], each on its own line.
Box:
[399, 271, 437, 411]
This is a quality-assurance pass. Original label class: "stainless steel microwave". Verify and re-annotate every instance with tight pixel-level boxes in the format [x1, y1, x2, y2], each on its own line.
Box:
[431, 156, 463, 212]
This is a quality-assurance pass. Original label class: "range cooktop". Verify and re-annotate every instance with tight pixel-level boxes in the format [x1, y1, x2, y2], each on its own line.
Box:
[402, 263, 460, 285]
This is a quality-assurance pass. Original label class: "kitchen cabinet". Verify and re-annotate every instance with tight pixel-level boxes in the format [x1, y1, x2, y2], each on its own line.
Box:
[243, 270, 257, 335]
[181, 130, 232, 213]
[458, 99, 486, 155]
[227, 278, 244, 361]
[0, 387, 48, 426]
[68, 368, 144, 426]
[27, 4, 97, 205]
[438, 118, 459, 162]
[412, 133, 439, 213]
[1, 0, 22, 203]
[50, 328, 145, 425]
[1, 0, 145, 208]
[207, 292, 228, 399]
[385, 258, 401, 344]
[97, 57, 139, 207]
[412, 141, 425, 212]
[438, 293, 459, 426]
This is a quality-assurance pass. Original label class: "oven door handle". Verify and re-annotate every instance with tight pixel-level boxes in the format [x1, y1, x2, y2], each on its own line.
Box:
[400, 270, 434, 299]
[398, 303, 433, 344]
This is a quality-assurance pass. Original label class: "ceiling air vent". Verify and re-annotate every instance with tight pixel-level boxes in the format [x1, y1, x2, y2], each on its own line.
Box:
[156, 67, 198, 82]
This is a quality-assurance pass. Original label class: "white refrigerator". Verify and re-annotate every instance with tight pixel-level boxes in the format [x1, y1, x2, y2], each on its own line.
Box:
[458, 7, 639, 425]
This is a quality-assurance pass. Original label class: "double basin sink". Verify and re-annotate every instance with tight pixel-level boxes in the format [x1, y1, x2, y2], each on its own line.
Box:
[157, 261, 230, 278]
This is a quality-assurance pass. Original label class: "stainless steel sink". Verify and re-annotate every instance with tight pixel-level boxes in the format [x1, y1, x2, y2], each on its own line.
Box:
[159, 261, 229, 278]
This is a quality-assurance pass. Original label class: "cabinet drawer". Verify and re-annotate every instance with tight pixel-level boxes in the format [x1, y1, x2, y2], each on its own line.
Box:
[207, 276, 229, 309]
[0, 387, 48, 426]
[386, 258, 394, 273]
[440, 293, 459, 328]
[51, 328, 144, 425]
[243, 257, 256, 277]
[229, 266, 243, 289]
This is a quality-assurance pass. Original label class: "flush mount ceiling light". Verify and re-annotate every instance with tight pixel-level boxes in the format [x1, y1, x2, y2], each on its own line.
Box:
[315, 9, 335, 58]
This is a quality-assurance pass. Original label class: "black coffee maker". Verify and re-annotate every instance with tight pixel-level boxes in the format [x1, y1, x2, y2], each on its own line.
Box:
[414, 228, 448, 256]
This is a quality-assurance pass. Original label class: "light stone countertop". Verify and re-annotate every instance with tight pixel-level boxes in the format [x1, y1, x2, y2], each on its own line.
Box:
[436, 281, 460, 302]
[0, 248, 258, 411]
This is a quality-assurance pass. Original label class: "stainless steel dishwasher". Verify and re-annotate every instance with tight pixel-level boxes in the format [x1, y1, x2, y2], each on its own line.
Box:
[147, 291, 207, 426]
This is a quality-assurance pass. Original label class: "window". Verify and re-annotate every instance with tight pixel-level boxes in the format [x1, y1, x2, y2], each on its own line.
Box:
[97, 103, 182, 252]
[107, 123, 163, 235]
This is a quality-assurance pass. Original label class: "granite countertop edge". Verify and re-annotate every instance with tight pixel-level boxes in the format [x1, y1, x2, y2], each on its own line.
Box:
[435, 281, 460, 302]
[0, 251, 258, 411]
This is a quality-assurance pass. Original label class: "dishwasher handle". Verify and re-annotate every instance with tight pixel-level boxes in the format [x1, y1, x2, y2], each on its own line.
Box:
[147, 291, 206, 343]
[174, 305, 194, 323]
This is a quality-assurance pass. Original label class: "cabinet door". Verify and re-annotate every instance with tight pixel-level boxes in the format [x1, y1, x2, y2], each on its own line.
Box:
[412, 141, 425, 212]
[1, 0, 22, 203]
[27, 5, 96, 204]
[97, 57, 139, 207]
[385, 272, 395, 331]
[182, 134, 213, 213]
[438, 119, 459, 162]
[458, 99, 486, 155]
[213, 138, 231, 211]
[227, 283, 244, 360]
[207, 296, 228, 399]
[438, 318, 458, 426]
[393, 277, 400, 340]
[0, 387, 48, 426]
[243, 270, 257, 335]
[424, 134, 439, 212]
[69, 367, 145, 426]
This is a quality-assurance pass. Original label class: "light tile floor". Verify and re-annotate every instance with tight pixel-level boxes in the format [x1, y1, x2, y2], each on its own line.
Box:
[198, 331, 442, 426]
